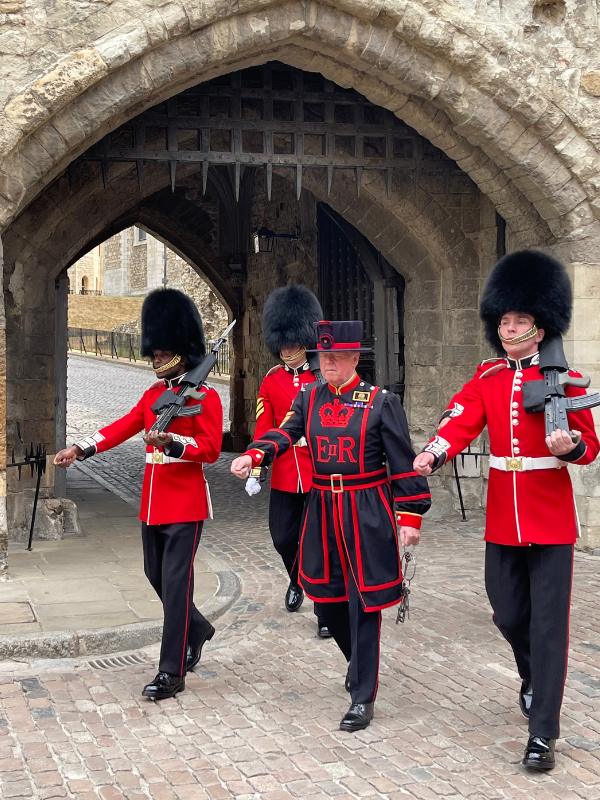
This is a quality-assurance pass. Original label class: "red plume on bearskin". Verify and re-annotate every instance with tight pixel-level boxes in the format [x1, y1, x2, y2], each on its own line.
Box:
[141, 288, 206, 366]
[262, 284, 323, 357]
[479, 250, 572, 353]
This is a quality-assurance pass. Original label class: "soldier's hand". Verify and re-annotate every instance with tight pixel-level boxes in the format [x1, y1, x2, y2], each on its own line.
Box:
[546, 429, 581, 456]
[413, 452, 435, 476]
[143, 431, 173, 448]
[53, 445, 82, 468]
[231, 455, 253, 479]
[399, 526, 420, 546]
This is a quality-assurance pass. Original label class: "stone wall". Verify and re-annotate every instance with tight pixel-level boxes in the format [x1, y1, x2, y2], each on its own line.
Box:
[244, 174, 318, 434]
[69, 246, 102, 295]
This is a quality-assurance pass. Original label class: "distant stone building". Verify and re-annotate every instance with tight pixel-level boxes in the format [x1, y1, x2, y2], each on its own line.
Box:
[68, 227, 228, 340]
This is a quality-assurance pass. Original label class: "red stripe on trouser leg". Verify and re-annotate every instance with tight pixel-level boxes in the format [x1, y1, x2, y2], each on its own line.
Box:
[180, 522, 200, 677]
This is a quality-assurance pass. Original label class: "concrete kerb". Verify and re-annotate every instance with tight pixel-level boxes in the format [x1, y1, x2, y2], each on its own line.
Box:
[0, 569, 241, 662]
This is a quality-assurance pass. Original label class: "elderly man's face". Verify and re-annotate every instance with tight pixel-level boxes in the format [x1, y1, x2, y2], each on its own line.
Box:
[319, 350, 360, 386]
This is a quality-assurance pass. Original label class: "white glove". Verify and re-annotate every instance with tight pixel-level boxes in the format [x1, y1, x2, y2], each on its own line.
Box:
[245, 476, 262, 496]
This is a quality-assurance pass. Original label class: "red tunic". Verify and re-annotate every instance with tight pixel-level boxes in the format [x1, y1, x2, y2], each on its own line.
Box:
[254, 364, 316, 493]
[425, 356, 599, 546]
[74, 379, 222, 525]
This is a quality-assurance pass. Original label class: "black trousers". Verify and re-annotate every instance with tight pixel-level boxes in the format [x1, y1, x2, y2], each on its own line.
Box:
[269, 488, 324, 622]
[485, 542, 573, 739]
[142, 521, 212, 677]
[317, 579, 381, 705]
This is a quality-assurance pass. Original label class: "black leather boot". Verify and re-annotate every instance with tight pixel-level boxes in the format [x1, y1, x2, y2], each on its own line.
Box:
[285, 582, 304, 612]
[339, 702, 374, 732]
[142, 672, 185, 701]
[317, 621, 332, 639]
[522, 736, 556, 770]
[186, 623, 215, 672]
[519, 680, 533, 719]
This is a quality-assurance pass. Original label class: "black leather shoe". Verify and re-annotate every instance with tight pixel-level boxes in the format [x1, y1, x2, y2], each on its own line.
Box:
[522, 736, 556, 770]
[285, 582, 304, 612]
[339, 702, 374, 732]
[186, 623, 215, 672]
[142, 672, 185, 701]
[317, 621, 332, 639]
[519, 680, 533, 719]
[345, 667, 350, 693]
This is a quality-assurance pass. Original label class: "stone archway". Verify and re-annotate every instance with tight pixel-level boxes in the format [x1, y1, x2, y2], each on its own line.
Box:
[1, 2, 600, 568]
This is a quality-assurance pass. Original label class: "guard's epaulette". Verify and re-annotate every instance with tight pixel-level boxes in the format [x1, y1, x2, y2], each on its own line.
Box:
[150, 380, 165, 390]
[478, 356, 508, 379]
[265, 364, 282, 377]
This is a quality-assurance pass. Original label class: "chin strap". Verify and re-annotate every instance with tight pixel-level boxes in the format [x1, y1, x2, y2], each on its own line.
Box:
[281, 347, 307, 367]
[498, 324, 538, 345]
[154, 354, 182, 375]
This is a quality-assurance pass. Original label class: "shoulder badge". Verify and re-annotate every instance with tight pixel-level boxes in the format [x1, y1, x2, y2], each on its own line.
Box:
[265, 364, 282, 377]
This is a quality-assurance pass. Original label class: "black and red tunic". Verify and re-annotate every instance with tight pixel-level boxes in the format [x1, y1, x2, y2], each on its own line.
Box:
[244, 373, 431, 611]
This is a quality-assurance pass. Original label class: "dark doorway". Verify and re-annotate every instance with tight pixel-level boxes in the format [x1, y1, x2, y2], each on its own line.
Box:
[317, 203, 405, 397]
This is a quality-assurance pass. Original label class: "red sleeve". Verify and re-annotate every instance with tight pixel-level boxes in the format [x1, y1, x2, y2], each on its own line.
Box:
[254, 376, 275, 439]
[74, 395, 146, 458]
[560, 372, 600, 465]
[164, 388, 223, 464]
[423, 370, 486, 467]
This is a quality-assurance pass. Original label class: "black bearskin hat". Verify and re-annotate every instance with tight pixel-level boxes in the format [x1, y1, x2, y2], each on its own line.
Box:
[480, 249, 572, 353]
[262, 284, 323, 358]
[141, 288, 206, 366]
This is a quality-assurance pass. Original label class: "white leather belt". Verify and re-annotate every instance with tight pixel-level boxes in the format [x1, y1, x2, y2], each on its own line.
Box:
[489, 455, 562, 472]
[146, 452, 186, 465]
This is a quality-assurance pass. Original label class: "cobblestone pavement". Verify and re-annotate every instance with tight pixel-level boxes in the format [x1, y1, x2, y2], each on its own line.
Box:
[1, 358, 599, 799]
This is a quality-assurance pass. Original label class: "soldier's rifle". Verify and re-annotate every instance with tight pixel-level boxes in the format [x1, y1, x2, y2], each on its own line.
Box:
[522, 335, 600, 435]
[149, 319, 236, 432]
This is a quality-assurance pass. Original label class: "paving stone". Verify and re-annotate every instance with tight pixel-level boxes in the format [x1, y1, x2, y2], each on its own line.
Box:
[1, 356, 600, 798]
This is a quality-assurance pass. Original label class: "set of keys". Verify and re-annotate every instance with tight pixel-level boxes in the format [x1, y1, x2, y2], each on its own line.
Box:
[396, 548, 416, 624]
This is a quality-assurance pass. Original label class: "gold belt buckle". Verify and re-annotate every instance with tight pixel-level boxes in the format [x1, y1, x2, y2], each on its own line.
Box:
[505, 456, 523, 471]
[152, 450, 164, 464]
[330, 474, 344, 493]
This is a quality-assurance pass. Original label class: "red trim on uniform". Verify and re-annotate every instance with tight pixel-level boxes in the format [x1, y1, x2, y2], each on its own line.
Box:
[351, 493, 366, 592]
[331, 494, 350, 590]
[313, 468, 387, 482]
[396, 512, 423, 530]
[327, 374, 361, 395]
[372, 612, 382, 702]
[314, 476, 389, 492]
[306, 384, 317, 464]
[558, 545, 575, 712]
[301, 587, 350, 603]
[393, 493, 431, 502]
[317, 341, 361, 350]
[254, 437, 283, 455]
[180, 521, 200, 677]
[364, 596, 406, 613]
[352, 490, 403, 593]
[299, 494, 330, 585]
[359, 387, 378, 472]
[390, 470, 418, 480]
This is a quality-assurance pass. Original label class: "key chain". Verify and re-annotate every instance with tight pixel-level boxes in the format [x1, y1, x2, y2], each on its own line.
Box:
[396, 548, 416, 624]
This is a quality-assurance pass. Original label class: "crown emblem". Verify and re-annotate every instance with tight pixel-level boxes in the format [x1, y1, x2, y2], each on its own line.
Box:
[319, 399, 354, 428]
